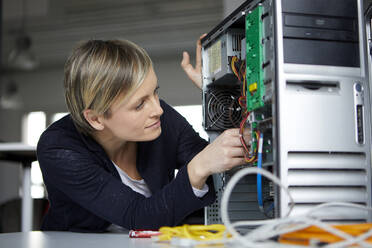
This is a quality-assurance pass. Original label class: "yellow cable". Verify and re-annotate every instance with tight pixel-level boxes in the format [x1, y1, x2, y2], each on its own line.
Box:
[279, 223, 372, 245]
[231, 56, 239, 78]
[157, 224, 230, 242]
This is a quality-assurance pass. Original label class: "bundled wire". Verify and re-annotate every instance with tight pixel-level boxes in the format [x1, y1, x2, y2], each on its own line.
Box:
[227, 56, 248, 129]
[255, 132, 275, 217]
[231, 56, 247, 99]
[232, 55, 260, 163]
[279, 222, 372, 246]
[154, 170, 372, 247]
[220, 167, 372, 248]
[238, 95, 247, 109]
[231, 56, 246, 83]
[154, 174, 372, 247]
[231, 56, 240, 80]
[154, 224, 231, 246]
[239, 113, 257, 163]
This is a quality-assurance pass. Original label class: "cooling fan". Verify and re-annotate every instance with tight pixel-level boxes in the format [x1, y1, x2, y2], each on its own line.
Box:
[204, 87, 242, 131]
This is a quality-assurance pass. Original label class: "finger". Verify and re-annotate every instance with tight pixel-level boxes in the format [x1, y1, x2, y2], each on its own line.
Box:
[199, 33, 207, 40]
[242, 127, 251, 135]
[195, 34, 207, 69]
[226, 157, 246, 170]
[227, 147, 245, 157]
[222, 136, 244, 147]
[181, 51, 191, 69]
[241, 129, 252, 140]
[224, 128, 241, 137]
[181, 51, 203, 89]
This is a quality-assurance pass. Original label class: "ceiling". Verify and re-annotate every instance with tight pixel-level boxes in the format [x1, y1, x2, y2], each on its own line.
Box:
[4, 0, 372, 72]
[1, 0, 223, 71]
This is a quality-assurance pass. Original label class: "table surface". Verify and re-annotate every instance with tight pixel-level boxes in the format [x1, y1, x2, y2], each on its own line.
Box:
[0, 231, 161, 248]
[0, 142, 36, 163]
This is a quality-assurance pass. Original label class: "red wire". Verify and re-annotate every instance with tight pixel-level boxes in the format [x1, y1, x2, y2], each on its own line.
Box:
[240, 113, 255, 163]
[239, 113, 249, 151]
[232, 56, 255, 162]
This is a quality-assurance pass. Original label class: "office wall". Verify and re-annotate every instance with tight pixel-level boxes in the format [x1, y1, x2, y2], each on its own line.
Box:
[0, 109, 22, 205]
[1, 54, 201, 113]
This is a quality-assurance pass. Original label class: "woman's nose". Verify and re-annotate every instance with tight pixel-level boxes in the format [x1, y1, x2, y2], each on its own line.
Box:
[150, 97, 163, 117]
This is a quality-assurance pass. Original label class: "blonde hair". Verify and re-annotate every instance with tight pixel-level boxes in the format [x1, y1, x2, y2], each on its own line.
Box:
[64, 39, 152, 135]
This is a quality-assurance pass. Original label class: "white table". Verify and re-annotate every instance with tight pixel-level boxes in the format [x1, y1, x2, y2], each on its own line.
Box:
[0, 231, 249, 248]
[0, 143, 37, 232]
[0, 231, 166, 248]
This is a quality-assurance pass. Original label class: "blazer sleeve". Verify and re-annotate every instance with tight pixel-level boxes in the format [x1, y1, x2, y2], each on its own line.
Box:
[159, 101, 209, 169]
[159, 101, 216, 203]
[37, 128, 214, 230]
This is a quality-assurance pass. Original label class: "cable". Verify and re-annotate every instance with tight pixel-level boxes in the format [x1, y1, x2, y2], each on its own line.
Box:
[155, 224, 229, 245]
[230, 55, 247, 98]
[231, 56, 240, 81]
[154, 169, 372, 247]
[220, 167, 372, 247]
[264, 202, 274, 217]
[239, 113, 255, 162]
[257, 132, 263, 211]
[221, 167, 295, 247]
[256, 134, 274, 218]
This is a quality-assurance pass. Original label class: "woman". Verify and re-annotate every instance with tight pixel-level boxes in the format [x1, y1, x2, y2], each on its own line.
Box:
[37, 38, 246, 232]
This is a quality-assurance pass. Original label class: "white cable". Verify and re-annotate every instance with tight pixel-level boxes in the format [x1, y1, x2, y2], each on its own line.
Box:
[306, 202, 372, 218]
[220, 167, 295, 247]
[305, 202, 372, 248]
[220, 167, 372, 247]
[323, 228, 372, 248]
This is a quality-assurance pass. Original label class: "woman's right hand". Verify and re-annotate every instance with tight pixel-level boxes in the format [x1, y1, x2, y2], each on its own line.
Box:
[187, 128, 248, 189]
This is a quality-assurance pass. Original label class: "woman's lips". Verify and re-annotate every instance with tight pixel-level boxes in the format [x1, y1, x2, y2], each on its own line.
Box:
[146, 120, 161, 128]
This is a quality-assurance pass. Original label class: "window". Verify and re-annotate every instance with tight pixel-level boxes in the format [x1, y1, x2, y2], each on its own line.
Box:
[51, 112, 68, 123]
[173, 105, 208, 141]
[22, 111, 46, 199]
[173, 105, 207, 177]
[22, 111, 68, 199]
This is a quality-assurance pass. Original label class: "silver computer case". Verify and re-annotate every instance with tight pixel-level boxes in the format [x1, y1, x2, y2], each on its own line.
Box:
[202, 0, 372, 224]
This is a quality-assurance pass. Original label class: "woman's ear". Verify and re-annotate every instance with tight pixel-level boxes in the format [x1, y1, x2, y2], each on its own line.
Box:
[83, 109, 105, 131]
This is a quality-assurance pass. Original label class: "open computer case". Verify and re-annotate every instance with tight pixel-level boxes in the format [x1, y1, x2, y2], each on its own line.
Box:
[201, 0, 372, 224]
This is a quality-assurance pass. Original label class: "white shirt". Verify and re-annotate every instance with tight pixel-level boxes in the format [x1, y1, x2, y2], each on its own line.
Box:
[107, 162, 209, 232]
[112, 161, 209, 198]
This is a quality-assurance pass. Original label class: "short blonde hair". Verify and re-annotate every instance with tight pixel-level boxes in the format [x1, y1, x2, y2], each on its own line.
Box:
[64, 39, 152, 135]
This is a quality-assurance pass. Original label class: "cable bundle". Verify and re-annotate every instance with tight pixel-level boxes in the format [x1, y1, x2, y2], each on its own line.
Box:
[155, 224, 231, 246]
[279, 223, 372, 246]
[154, 168, 372, 247]
[221, 167, 372, 248]
[230, 56, 260, 163]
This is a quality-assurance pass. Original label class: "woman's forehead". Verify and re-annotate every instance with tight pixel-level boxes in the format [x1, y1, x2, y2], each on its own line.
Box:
[111, 67, 157, 109]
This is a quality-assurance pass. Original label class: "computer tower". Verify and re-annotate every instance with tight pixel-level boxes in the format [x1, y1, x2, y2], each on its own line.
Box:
[202, 0, 372, 224]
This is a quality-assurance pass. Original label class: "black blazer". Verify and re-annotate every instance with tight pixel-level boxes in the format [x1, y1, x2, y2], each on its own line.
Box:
[37, 100, 215, 232]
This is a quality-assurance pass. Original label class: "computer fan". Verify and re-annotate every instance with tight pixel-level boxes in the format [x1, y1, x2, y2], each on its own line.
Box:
[204, 86, 242, 131]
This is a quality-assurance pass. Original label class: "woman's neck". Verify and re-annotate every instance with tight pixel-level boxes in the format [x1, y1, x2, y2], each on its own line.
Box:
[92, 131, 141, 180]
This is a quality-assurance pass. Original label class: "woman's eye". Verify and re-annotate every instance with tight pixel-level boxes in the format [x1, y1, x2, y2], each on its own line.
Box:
[136, 101, 144, 110]
[154, 86, 160, 95]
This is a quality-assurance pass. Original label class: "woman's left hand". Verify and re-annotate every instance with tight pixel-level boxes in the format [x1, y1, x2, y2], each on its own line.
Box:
[181, 34, 207, 90]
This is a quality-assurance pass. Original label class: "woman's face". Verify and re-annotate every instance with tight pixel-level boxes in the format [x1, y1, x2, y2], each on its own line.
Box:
[100, 66, 164, 142]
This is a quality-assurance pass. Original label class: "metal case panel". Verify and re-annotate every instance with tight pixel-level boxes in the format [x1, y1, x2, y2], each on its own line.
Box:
[202, 0, 372, 224]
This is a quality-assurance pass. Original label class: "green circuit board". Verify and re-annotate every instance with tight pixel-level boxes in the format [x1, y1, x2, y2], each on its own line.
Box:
[246, 6, 265, 111]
